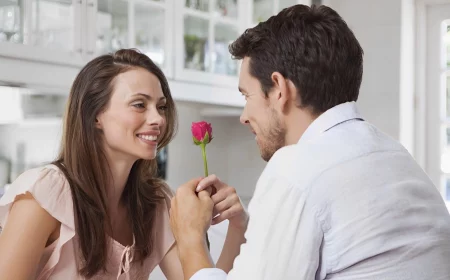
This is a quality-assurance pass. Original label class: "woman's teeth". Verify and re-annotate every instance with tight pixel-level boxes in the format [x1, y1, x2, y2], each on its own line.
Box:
[138, 135, 157, 141]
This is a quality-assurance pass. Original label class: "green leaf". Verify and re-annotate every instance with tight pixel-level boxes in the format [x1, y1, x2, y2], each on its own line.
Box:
[203, 131, 210, 144]
[192, 136, 201, 145]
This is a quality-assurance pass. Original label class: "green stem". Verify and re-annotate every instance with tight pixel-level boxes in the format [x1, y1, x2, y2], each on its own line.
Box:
[200, 143, 210, 250]
[201, 143, 209, 177]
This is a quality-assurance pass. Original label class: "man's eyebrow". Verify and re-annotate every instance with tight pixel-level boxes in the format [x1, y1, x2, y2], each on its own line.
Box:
[238, 86, 247, 93]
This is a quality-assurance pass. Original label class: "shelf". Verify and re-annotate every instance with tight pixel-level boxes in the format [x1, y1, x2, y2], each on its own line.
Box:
[200, 107, 242, 117]
[168, 79, 244, 107]
[183, 7, 211, 20]
[1, 117, 63, 127]
[214, 16, 240, 27]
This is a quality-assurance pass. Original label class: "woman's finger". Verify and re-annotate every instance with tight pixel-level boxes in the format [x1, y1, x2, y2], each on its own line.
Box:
[196, 174, 222, 192]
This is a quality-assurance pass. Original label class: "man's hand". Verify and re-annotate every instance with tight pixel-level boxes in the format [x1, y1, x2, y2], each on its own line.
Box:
[170, 177, 215, 279]
[196, 175, 249, 231]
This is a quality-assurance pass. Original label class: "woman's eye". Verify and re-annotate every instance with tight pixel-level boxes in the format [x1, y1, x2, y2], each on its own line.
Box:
[158, 105, 168, 111]
[132, 103, 145, 109]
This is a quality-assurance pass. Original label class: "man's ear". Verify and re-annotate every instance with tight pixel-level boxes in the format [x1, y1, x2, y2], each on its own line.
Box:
[271, 72, 291, 112]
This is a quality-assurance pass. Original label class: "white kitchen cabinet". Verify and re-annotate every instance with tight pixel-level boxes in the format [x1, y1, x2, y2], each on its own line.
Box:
[0, 0, 173, 74]
[0, 0, 253, 106]
[89, 0, 174, 77]
[174, 0, 246, 88]
[249, 0, 311, 25]
[0, 0, 85, 66]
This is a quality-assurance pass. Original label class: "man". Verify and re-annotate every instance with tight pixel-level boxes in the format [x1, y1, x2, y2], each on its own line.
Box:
[170, 4, 450, 280]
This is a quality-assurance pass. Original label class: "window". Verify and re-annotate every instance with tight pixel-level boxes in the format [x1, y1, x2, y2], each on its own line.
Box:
[424, 3, 450, 210]
[441, 23, 450, 207]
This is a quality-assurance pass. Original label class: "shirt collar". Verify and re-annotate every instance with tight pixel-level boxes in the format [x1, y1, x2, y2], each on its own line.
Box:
[299, 101, 363, 144]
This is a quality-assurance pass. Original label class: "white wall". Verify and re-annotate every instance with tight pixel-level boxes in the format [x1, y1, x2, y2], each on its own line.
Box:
[325, 0, 415, 152]
[0, 121, 62, 179]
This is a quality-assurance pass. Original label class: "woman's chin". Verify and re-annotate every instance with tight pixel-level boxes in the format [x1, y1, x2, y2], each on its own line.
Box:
[139, 152, 157, 161]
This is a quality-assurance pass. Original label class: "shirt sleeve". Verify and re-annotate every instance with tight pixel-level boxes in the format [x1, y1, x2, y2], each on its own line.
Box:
[226, 175, 324, 280]
[190, 268, 227, 280]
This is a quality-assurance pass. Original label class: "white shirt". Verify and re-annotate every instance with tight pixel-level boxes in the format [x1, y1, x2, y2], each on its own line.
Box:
[191, 102, 450, 280]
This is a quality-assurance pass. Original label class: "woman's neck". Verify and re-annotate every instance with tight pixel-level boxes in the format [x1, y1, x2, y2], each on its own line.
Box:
[104, 151, 136, 211]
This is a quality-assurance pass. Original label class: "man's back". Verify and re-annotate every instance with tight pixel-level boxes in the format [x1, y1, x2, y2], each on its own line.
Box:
[242, 102, 450, 280]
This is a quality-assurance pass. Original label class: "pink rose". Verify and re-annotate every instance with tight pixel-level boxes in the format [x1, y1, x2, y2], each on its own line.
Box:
[191, 121, 213, 145]
[191, 121, 213, 251]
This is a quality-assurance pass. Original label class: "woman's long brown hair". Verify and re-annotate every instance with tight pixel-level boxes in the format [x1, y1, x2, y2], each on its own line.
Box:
[52, 49, 177, 277]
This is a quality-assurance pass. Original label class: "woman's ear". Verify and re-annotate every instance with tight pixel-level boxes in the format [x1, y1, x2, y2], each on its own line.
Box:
[95, 116, 102, 129]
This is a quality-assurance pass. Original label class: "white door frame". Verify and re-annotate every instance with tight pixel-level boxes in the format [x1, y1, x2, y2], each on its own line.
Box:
[416, 0, 450, 210]
[415, 0, 450, 181]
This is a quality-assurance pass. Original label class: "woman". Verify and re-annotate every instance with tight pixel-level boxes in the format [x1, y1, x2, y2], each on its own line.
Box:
[0, 49, 247, 279]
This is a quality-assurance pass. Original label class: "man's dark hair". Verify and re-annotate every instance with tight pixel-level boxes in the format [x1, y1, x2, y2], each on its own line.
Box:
[229, 4, 363, 115]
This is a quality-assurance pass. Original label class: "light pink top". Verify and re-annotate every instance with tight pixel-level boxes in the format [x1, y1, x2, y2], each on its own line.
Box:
[0, 165, 175, 280]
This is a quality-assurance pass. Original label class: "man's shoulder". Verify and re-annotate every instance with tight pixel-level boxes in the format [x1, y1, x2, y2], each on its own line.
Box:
[261, 144, 319, 192]
[264, 145, 301, 179]
[263, 121, 411, 189]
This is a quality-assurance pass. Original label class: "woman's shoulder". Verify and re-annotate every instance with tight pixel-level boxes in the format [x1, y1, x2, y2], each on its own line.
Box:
[0, 164, 75, 229]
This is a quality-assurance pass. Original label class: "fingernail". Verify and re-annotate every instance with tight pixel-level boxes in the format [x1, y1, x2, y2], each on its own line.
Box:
[196, 185, 201, 192]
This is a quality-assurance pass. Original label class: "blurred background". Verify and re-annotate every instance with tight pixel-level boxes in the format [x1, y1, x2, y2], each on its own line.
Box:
[0, 0, 449, 278]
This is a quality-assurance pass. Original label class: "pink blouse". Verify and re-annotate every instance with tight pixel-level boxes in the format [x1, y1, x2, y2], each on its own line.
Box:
[0, 165, 175, 279]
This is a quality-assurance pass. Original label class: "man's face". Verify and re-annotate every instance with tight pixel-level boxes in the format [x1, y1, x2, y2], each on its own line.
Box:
[239, 57, 286, 162]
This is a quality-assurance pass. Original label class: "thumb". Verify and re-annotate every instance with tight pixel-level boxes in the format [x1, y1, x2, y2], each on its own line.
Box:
[198, 189, 213, 202]
[182, 177, 203, 191]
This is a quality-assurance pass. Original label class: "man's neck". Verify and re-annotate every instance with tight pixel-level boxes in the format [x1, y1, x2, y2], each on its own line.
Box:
[284, 107, 319, 145]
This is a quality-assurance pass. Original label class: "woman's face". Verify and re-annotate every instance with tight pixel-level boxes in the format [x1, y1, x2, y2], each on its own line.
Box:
[96, 67, 168, 163]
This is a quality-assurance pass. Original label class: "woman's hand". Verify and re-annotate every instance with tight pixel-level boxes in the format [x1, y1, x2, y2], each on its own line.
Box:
[196, 175, 249, 231]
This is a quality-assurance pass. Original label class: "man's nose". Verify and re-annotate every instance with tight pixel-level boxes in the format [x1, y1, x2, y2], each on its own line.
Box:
[240, 107, 248, 125]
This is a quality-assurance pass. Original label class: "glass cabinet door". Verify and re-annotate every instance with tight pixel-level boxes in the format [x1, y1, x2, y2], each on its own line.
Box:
[278, 0, 298, 11]
[30, 0, 75, 51]
[0, 0, 24, 44]
[176, 0, 242, 86]
[134, 1, 165, 68]
[213, 23, 237, 75]
[253, 0, 272, 23]
[215, 0, 237, 19]
[185, 0, 209, 12]
[96, 0, 128, 54]
[184, 15, 209, 72]
[94, 0, 169, 70]
[0, 0, 78, 51]
[252, 0, 303, 25]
